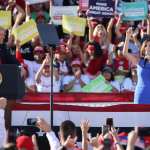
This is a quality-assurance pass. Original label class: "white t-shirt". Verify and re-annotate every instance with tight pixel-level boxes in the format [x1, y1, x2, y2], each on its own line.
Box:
[25, 77, 35, 87]
[110, 80, 121, 92]
[36, 75, 61, 93]
[59, 61, 68, 74]
[24, 60, 41, 82]
[0, 109, 6, 148]
[63, 75, 90, 92]
[121, 77, 136, 92]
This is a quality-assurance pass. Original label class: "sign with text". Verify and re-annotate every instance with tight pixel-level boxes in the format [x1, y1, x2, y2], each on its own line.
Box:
[79, 0, 89, 11]
[0, 11, 11, 29]
[82, 75, 112, 93]
[62, 15, 86, 36]
[122, 1, 148, 21]
[25, 0, 48, 5]
[50, 6, 78, 25]
[12, 20, 39, 46]
[88, 0, 115, 18]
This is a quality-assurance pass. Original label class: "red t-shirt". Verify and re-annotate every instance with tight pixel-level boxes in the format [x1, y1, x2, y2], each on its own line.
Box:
[16, 0, 25, 10]
[86, 57, 104, 75]
[114, 56, 129, 72]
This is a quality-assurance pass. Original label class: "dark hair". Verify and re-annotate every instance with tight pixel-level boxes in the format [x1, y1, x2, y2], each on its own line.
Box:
[60, 120, 76, 141]
[102, 66, 114, 81]
[87, 41, 103, 57]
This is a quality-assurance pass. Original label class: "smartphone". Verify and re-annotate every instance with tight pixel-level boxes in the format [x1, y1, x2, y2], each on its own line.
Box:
[27, 118, 37, 126]
[106, 118, 113, 128]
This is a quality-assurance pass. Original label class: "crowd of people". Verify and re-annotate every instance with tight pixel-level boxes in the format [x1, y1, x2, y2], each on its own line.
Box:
[1, 97, 150, 150]
[1, 0, 150, 149]
[0, 0, 142, 95]
[1, 0, 150, 103]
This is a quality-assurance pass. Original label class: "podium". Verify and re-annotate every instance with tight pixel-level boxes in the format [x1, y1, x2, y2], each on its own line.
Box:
[0, 64, 25, 99]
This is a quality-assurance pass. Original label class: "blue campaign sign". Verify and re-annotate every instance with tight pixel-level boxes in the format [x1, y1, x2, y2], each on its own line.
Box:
[122, 1, 148, 21]
[88, 0, 115, 18]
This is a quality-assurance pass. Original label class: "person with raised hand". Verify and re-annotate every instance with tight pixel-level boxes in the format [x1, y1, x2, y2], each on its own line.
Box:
[127, 128, 138, 150]
[36, 117, 60, 150]
[123, 27, 150, 104]
[80, 120, 90, 150]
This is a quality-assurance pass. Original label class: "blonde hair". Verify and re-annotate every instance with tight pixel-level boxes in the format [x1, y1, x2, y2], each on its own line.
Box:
[93, 24, 107, 37]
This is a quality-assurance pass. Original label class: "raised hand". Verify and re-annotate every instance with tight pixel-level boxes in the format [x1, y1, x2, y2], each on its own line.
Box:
[0, 97, 7, 109]
[36, 117, 51, 132]
[126, 27, 133, 39]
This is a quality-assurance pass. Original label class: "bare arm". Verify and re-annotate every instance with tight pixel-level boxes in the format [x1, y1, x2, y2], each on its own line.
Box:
[25, 3, 31, 22]
[107, 18, 114, 42]
[127, 130, 138, 150]
[80, 120, 90, 150]
[123, 27, 139, 66]
[66, 34, 74, 51]
[0, 97, 7, 109]
[13, 5, 25, 28]
[115, 15, 122, 39]
[35, 55, 50, 83]
[147, 15, 150, 35]
[87, 19, 94, 42]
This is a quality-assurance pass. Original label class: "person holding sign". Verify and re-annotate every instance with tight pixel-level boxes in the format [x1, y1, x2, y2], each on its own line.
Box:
[102, 66, 120, 92]
[123, 27, 150, 104]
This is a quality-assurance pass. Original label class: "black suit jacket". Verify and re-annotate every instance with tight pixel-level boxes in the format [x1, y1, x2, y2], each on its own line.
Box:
[0, 43, 20, 65]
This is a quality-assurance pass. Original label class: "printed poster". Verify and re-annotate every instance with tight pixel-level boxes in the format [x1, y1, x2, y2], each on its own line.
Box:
[121, 1, 148, 21]
[88, 0, 115, 18]
[0, 11, 11, 29]
[50, 6, 78, 25]
[12, 19, 39, 46]
[62, 15, 86, 36]
[82, 75, 112, 93]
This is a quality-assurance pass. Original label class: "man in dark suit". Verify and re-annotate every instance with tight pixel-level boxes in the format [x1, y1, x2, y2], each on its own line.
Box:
[0, 28, 24, 143]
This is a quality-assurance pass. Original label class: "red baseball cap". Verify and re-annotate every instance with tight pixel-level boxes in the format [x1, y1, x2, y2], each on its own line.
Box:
[16, 135, 34, 150]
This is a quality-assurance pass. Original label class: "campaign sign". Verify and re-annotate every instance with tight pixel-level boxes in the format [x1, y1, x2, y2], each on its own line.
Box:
[82, 75, 112, 93]
[0, 11, 11, 29]
[62, 15, 86, 36]
[122, 1, 148, 21]
[50, 6, 78, 25]
[12, 19, 39, 46]
[88, 0, 115, 18]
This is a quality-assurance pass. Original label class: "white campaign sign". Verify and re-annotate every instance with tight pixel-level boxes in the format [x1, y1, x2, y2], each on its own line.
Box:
[50, 6, 78, 25]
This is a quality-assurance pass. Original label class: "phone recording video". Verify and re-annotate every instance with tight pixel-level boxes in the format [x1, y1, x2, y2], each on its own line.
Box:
[106, 118, 113, 129]
[27, 118, 37, 126]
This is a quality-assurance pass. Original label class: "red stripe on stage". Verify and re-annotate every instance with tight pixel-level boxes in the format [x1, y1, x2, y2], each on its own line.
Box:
[20, 92, 134, 103]
[12, 103, 150, 112]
